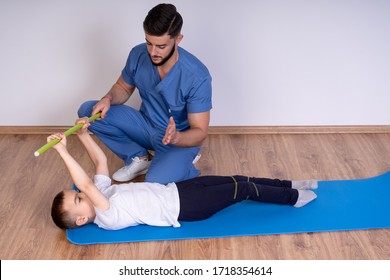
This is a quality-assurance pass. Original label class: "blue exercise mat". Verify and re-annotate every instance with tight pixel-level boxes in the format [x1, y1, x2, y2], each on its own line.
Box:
[66, 171, 390, 245]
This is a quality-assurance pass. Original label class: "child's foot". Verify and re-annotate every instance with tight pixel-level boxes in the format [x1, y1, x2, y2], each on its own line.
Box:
[294, 190, 317, 208]
[292, 179, 318, 190]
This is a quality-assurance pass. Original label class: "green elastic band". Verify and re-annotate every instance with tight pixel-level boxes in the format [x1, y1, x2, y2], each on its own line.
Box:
[231, 176, 238, 199]
[250, 182, 260, 196]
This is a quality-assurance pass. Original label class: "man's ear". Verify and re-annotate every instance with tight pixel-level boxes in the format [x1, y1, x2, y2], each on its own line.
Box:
[175, 34, 183, 45]
[75, 216, 89, 226]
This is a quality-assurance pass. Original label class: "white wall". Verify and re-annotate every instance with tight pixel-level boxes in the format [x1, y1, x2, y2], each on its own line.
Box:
[1, 0, 389, 126]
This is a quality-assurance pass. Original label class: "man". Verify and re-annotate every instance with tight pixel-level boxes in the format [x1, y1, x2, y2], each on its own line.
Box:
[78, 4, 212, 184]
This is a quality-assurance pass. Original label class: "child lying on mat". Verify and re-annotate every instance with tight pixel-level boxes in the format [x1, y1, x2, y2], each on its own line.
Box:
[49, 118, 318, 230]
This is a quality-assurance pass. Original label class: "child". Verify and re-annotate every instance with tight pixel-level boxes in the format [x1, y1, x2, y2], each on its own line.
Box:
[50, 118, 318, 230]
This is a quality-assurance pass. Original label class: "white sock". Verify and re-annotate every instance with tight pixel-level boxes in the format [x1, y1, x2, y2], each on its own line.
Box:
[294, 190, 317, 208]
[292, 179, 318, 190]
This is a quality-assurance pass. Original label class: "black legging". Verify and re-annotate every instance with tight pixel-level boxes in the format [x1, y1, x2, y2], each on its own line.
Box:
[176, 175, 298, 221]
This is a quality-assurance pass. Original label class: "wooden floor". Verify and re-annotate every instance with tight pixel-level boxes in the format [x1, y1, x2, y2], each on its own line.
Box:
[1, 132, 390, 260]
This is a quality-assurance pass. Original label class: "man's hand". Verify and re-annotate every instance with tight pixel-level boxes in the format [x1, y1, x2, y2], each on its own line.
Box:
[162, 117, 179, 145]
[162, 112, 210, 147]
[92, 97, 111, 119]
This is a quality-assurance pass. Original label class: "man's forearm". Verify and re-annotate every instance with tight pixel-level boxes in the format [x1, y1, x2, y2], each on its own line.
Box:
[104, 77, 135, 105]
[171, 128, 207, 147]
[104, 84, 130, 105]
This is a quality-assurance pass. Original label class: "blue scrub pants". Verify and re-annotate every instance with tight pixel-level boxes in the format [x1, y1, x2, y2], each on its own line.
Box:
[78, 101, 201, 184]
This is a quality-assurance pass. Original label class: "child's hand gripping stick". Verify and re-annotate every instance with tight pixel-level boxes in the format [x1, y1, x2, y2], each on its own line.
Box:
[34, 112, 101, 157]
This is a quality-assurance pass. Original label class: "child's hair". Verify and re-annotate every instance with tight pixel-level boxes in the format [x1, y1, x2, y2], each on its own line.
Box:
[51, 191, 77, 229]
[143, 3, 183, 38]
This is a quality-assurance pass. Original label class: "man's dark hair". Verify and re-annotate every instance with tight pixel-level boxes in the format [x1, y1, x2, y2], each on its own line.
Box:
[143, 3, 183, 38]
[51, 191, 77, 230]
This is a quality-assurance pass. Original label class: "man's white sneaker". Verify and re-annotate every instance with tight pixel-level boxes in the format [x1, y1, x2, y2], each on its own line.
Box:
[294, 190, 317, 208]
[112, 157, 151, 182]
[192, 154, 201, 164]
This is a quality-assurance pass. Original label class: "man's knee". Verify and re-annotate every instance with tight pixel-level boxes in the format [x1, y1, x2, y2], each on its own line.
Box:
[78, 100, 97, 117]
[144, 171, 173, 185]
[145, 165, 200, 185]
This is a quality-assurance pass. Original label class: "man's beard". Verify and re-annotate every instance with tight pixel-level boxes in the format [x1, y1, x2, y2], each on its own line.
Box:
[150, 45, 176, 66]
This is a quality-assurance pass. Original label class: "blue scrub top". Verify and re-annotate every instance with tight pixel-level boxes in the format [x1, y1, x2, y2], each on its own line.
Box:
[121, 43, 212, 131]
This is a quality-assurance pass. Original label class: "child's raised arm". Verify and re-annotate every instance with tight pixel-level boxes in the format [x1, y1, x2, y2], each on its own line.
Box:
[75, 118, 109, 177]
[48, 133, 109, 211]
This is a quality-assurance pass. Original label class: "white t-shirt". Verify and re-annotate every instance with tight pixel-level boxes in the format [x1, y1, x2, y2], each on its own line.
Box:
[93, 175, 181, 230]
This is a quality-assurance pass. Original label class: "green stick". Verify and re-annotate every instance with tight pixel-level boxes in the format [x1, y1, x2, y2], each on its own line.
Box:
[34, 112, 101, 157]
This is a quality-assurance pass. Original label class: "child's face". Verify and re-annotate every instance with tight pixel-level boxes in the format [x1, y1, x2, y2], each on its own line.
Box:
[63, 190, 95, 222]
